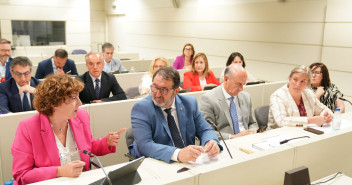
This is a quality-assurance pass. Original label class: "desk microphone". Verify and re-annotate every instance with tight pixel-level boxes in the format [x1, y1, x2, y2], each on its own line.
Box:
[207, 120, 233, 159]
[83, 150, 113, 185]
[279, 136, 310, 144]
[339, 97, 352, 106]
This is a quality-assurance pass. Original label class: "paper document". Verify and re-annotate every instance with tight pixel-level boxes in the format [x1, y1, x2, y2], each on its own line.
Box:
[188, 153, 223, 166]
[252, 135, 289, 151]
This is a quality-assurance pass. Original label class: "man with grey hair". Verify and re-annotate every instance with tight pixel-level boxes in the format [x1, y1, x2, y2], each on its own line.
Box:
[0, 38, 13, 80]
[199, 63, 258, 139]
[101, 42, 127, 73]
[0, 56, 40, 114]
[78, 52, 126, 104]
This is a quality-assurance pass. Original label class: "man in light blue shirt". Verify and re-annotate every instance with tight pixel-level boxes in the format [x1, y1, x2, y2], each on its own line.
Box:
[0, 38, 13, 81]
[102, 42, 127, 73]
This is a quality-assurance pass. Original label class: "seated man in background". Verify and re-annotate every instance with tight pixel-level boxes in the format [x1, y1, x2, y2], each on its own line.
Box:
[102, 42, 127, 73]
[0, 56, 40, 113]
[0, 38, 13, 80]
[129, 67, 221, 163]
[78, 52, 127, 104]
[35, 49, 78, 79]
[200, 64, 258, 139]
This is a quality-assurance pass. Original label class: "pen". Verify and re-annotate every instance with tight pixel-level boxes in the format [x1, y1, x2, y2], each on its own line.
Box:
[239, 147, 254, 154]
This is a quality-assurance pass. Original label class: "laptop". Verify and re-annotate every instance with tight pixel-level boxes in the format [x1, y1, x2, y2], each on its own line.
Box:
[89, 156, 145, 185]
[179, 88, 191, 93]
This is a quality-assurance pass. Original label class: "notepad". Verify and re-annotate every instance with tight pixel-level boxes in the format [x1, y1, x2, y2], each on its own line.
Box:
[252, 135, 289, 151]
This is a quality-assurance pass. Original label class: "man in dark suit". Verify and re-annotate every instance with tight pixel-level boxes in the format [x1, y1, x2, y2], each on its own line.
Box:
[129, 67, 221, 163]
[35, 49, 78, 79]
[0, 56, 40, 114]
[78, 52, 126, 104]
[200, 64, 258, 140]
[0, 38, 13, 80]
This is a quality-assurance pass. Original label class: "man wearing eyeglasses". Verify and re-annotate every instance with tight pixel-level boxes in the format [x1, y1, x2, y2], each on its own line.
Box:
[0, 56, 40, 114]
[101, 42, 127, 73]
[129, 67, 222, 163]
[0, 38, 13, 81]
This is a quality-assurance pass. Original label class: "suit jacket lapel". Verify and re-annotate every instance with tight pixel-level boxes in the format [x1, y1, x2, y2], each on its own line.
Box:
[69, 117, 87, 162]
[9, 80, 22, 111]
[40, 114, 61, 166]
[175, 95, 187, 144]
[237, 93, 249, 129]
[100, 73, 108, 97]
[217, 87, 234, 130]
[85, 73, 96, 99]
[155, 105, 172, 140]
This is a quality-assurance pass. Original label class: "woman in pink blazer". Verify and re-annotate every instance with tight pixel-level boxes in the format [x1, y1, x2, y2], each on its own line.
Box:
[11, 75, 126, 185]
[173, 43, 195, 70]
[183, 53, 220, 92]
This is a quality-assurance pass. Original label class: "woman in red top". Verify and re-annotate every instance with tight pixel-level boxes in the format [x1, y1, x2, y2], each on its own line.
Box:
[183, 53, 220, 92]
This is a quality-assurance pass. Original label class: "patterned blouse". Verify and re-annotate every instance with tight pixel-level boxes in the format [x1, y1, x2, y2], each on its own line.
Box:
[311, 83, 343, 112]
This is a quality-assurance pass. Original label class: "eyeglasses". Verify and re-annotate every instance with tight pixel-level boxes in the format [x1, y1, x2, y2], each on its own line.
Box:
[153, 65, 165, 69]
[150, 84, 173, 95]
[312, 71, 322, 76]
[184, 48, 192, 51]
[12, 71, 31, 77]
[0, 49, 11, 52]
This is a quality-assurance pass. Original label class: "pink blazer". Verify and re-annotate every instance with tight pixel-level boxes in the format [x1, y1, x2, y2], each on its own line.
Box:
[11, 108, 116, 185]
[173, 56, 193, 69]
[183, 70, 220, 92]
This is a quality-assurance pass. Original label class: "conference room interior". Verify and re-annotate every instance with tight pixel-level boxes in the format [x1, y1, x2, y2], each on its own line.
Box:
[1, 0, 352, 184]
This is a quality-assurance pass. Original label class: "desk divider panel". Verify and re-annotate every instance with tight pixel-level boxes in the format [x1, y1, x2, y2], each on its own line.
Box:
[0, 111, 37, 185]
[244, 84, 265, 110]
[114, 72, 147, 90]
[290, 127, 352, 181]
[196, 145, 295, 185]
[85, 99, 140, 167]
[263, 81, 287, 106]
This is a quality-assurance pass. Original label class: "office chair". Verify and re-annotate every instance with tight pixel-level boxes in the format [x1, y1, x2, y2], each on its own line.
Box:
[125, 87, 140, 99]
[71, 49, 87, 55]
[125, 127, 136, 161]
[254, 105, 270, 128]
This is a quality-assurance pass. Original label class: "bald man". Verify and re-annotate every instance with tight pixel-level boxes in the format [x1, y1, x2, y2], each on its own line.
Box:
[78, 52, 126, 104]
[199, 64, 258, 139]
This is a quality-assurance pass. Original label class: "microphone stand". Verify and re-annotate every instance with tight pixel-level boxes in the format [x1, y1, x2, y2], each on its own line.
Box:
[339, 97, 352, 106]
[83, 150, 113, 185]
[207, 120, 233, 159]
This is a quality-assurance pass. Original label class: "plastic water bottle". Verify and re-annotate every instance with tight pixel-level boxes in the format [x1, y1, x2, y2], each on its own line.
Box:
[332, 108, 341, 131]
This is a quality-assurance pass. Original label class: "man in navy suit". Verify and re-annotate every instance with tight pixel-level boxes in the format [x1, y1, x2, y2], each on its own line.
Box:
[0, 38, 13, 80]
[0, 56, 40, 114]
[129, 67, 221, 163]
[35, 49, 78, 79]
[78, 52, 126, 104]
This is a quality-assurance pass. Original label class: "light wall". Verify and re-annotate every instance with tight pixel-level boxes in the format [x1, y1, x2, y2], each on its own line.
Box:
[0, 0, 91, 55]
[106, 0, 352, 107]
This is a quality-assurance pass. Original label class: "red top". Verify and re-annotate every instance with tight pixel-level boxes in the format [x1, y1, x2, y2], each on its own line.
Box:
[297, 98, 307, 117]
[183, 70, 220, 92]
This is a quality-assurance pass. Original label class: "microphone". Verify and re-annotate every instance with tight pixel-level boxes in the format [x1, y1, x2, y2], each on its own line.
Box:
[207, 120, 233, 159]
[339, 97, 352, 106]
[279, 136, 310, 144]
[83, 150, 113, 185]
